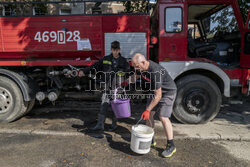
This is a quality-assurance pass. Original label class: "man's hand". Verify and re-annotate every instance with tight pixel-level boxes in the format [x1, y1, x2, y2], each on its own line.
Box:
[63, 69, 72, 78]
[141, 109, 150, 120]
[78, 70, 85, 77]
[120, 81, 128, 88]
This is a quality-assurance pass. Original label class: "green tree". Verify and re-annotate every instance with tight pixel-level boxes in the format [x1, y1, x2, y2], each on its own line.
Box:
[211, 0, 248, 34]
[238, 0, 248, 23]
[123, 0, 148, 13]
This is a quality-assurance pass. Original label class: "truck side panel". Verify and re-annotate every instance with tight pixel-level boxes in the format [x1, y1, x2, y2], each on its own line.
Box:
[102, 15, 150, 59]
[0, 20, 2, 52]
[0, 16, 102, 52]
[0, 14, 150, 62]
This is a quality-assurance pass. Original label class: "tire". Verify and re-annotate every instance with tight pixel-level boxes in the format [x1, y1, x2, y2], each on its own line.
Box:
[173, 74, 221, 124]
[23, 99, 35, 116]
[0, 76, 28, 123]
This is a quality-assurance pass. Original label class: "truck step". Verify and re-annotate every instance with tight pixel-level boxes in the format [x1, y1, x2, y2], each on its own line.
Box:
[228, 100, 243, 105]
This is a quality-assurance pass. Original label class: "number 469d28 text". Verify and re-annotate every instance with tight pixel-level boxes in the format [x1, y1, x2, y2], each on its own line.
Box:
[34, 31, 80, 44]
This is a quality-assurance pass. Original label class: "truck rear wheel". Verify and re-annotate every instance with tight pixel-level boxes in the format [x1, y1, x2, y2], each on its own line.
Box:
[173, 74, 221, 124]
[22, 99, 35, 116]
[0, 76, 28, 122]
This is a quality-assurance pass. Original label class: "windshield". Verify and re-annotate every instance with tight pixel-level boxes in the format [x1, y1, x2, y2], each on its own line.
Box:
[202, 5, 239, 39]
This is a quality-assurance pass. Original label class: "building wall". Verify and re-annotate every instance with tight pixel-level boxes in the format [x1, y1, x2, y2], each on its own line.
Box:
[0, 1, 125, 16]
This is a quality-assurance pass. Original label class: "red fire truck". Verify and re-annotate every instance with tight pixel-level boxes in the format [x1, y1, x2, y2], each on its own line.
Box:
[0, 0, 249, 123]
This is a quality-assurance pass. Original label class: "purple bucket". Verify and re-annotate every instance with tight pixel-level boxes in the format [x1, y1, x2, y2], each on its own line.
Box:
[111, 89, 131, 118]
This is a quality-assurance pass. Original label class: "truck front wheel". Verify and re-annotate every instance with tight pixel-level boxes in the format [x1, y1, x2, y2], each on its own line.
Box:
[0, 76, 28, 122]
[173, 74, 221, 124]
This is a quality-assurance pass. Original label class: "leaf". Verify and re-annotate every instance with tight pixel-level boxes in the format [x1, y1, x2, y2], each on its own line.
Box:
[91, 142, 96, 145]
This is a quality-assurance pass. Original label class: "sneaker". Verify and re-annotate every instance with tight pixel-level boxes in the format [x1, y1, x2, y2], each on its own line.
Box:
[151, 138, 157, 147]
[161, 144, 176, 158]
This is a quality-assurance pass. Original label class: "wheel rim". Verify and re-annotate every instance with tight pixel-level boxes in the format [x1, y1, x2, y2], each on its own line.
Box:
[182, 89, 209, 115]
[0, 87, 13, 114]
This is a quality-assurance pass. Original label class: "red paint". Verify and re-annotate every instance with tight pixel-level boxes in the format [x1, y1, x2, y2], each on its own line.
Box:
[155, 0, 249, 94]
[240, 9, 250, 68]
[0, 14, 150, 60]
[0, 59, 97, 66]
[0, 0, 249, 93]
[158, 1, 187, 61]
[241, 69, 250, 93]
[151, 36, 158, 45]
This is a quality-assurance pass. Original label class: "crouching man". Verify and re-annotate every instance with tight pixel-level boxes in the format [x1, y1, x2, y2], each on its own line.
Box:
[123, 53, 177, 157]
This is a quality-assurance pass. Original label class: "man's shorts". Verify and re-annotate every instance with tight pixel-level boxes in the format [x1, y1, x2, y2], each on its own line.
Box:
[146, 91, 177, 118]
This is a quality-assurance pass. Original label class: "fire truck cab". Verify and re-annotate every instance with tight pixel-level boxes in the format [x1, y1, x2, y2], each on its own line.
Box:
[150, 0, 250, 123]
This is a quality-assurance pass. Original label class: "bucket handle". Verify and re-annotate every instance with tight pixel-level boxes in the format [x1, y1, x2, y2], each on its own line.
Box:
[135, 117, 153, 127]
[113, 87, 127, 101]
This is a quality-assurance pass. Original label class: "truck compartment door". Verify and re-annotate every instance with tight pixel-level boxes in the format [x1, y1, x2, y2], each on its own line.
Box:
[105, 33, 147, 59]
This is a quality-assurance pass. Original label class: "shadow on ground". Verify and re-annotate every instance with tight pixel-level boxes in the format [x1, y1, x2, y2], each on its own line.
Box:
[215, 103, 250, 129]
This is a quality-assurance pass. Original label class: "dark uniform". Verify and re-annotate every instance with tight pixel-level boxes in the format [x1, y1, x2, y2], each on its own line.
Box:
[83, 53, 129, 90]
[83, 53, 130, 131]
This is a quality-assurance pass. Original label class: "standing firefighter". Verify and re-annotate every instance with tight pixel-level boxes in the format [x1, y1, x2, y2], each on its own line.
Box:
[123, 53, 177, 157]
[78, 41, 130, 132]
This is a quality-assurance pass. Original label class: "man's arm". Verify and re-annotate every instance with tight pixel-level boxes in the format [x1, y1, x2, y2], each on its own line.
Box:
[146, 87, 162, 112]
[121, 73, 140, 86]
[146, 71, 162, 111]
[79, 58, 103, 77]
[121, 64, 142, 86]
[141, 87, 162, 120]
[123, 59, 131, 73]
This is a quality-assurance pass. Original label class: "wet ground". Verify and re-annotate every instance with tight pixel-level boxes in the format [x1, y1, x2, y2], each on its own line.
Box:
[0, 100, 249, 167]
[0, 133, 249, 167]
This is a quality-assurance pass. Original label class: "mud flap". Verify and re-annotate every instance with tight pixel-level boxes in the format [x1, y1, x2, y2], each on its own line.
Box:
[0, 69, 38, 101]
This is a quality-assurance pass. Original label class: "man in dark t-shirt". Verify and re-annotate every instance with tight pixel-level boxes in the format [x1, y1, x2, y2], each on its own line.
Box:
[122, 53, 177, 158]
[140, 60, 176, 97]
